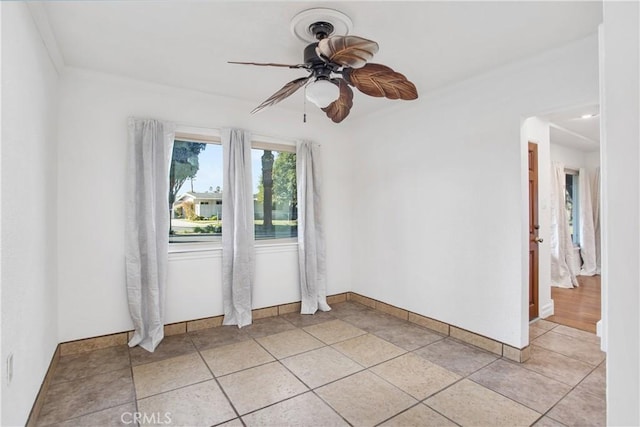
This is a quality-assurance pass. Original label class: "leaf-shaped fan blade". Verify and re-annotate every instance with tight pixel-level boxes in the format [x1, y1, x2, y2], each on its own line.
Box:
[321, 79, 354, 123]
[316, 36, 379, 69]
[251, 77, 311, 114]
[343, 63, 418, 100]
[228, 61, 309, 69]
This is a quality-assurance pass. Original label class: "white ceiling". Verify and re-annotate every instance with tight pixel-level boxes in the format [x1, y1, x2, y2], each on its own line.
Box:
[41, 1, 603, 120]
[543, 104, 600, 152]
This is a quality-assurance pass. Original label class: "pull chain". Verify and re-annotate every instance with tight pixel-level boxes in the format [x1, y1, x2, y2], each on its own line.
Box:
[303, 85, 307, 123]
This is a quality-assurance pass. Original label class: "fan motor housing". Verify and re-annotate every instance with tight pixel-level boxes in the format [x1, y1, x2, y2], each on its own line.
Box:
[303, 42, 324, 66]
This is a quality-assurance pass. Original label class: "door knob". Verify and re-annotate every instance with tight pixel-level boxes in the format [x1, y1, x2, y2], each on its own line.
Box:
[534, 237, 544, 243]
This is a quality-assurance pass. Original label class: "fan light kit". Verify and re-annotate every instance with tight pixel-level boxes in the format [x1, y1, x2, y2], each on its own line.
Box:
[229, 8, 418, 123]
[306, 77, 340, 108]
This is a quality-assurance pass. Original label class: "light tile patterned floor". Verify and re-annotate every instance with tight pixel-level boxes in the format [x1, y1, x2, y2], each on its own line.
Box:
[36, 302, 606, 426]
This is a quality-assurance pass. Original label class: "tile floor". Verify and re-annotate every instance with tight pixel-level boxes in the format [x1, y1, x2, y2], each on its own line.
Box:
[36, 302, 606, 426]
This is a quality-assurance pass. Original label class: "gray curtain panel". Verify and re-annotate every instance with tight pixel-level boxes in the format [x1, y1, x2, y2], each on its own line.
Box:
[578, 168, 597, 276]
[125, 118, 175, 352]
[297, 141, 331, 314]
[550, 161, 578, 288]
[222, 128, 255, 327]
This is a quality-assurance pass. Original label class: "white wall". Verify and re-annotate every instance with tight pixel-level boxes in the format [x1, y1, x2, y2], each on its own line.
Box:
[601, 1, 640, 425]
[585, 150, 600, 171]
[348, 35, 599, 348]
[550, 143, 599, 170]
[1, 3, 60, 425]
[56, 68, 352, 341]
[523, 118, 552, 319]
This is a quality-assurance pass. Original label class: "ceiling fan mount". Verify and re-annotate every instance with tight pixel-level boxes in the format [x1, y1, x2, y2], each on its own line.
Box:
[309, 21, 334, 40]
[229, 8, 418, 123]
[290, 8, 352, 42]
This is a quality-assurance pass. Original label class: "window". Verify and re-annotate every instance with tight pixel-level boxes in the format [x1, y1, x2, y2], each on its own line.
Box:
[169, 139, 223, 242]
[252, 148, 298, 240]
[565, 171, 579, 245]
[169, 136, 297, 243]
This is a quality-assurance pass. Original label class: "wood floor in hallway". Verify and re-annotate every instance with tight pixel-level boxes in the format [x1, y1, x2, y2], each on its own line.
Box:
[547, 275, 601, 333]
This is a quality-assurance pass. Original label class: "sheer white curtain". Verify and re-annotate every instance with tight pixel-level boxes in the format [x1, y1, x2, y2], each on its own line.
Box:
[125, 118, 175, 352]
[297, 141, 331, 314]
[579, 168, 598, 275]
[550, 162, 578, 288]
[222, 128, 255, 327]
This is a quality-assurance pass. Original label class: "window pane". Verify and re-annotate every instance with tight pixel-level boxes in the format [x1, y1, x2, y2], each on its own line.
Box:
[565, 173, 580, 245]
[170, 140, 223, 242]
[168, 140, 297, 243]
[252, 149, 298, 240]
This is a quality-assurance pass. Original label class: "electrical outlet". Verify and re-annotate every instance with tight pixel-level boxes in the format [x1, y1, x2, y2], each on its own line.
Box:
[7, 353, 13, 386]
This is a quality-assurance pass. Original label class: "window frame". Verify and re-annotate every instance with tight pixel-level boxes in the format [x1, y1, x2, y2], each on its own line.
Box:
[168, 126, 298, 252]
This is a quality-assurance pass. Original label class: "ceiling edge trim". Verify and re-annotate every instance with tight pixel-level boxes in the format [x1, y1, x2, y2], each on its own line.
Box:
[549, 122, 599, 146]
[27, 2, 65, 73]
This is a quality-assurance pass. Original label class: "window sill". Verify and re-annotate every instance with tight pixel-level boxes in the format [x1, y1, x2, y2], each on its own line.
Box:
[168, 238, 298, 258]
[169, 241, 221, 254]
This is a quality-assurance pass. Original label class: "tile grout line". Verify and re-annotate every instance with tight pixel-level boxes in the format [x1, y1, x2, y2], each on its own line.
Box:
[374, 401, 462, 427]
[531, 331, 604, 363]
[224, 319, 338, 419]
[134, 377, 218, 402]
[313, 315, 526, 425]
[534, 357, 606, 425]
[418, 354, 553, 427]
[518, 343, 602, 386]
[243, 329, 353, 425]
[129, 333, 247, 423]
[527, 326, 603, 361]
[468, 355, 597, 417]
[126, 342, 141, 427]
[188, 319, 343, 381]
[249, 318, 450, 425]
[194, 342, 245, 425]
[301, 328, 457, 425]
[517, 362, 594, 389]
[466, 372, 547, 417]
[37, 348, 138, 426]
[43, 346, 131, 386]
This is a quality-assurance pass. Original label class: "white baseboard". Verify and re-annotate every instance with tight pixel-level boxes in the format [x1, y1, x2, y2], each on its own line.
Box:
[539, 300, 554, 319]
[596, 319, 602, 337]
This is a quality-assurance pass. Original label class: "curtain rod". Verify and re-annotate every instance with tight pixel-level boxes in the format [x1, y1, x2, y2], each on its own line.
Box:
[173, 122, 308, 147]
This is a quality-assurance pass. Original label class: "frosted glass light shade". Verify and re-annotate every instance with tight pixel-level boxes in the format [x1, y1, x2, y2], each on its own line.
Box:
[306, 79, 339, 108]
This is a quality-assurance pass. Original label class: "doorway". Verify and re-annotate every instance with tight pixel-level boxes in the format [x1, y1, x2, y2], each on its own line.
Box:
[533, 104, 602, 333]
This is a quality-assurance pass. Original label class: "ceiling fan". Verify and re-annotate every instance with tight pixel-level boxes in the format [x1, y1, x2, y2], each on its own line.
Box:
[229, 16, 418, 123]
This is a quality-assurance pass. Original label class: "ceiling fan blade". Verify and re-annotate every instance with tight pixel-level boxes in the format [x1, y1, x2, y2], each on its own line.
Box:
[322, 79, 354, 123]
[343, 63, 418, 100]
[228, 61, 309, 69]
[251, 76, 311, 114]
[316, 36, 379, 69]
